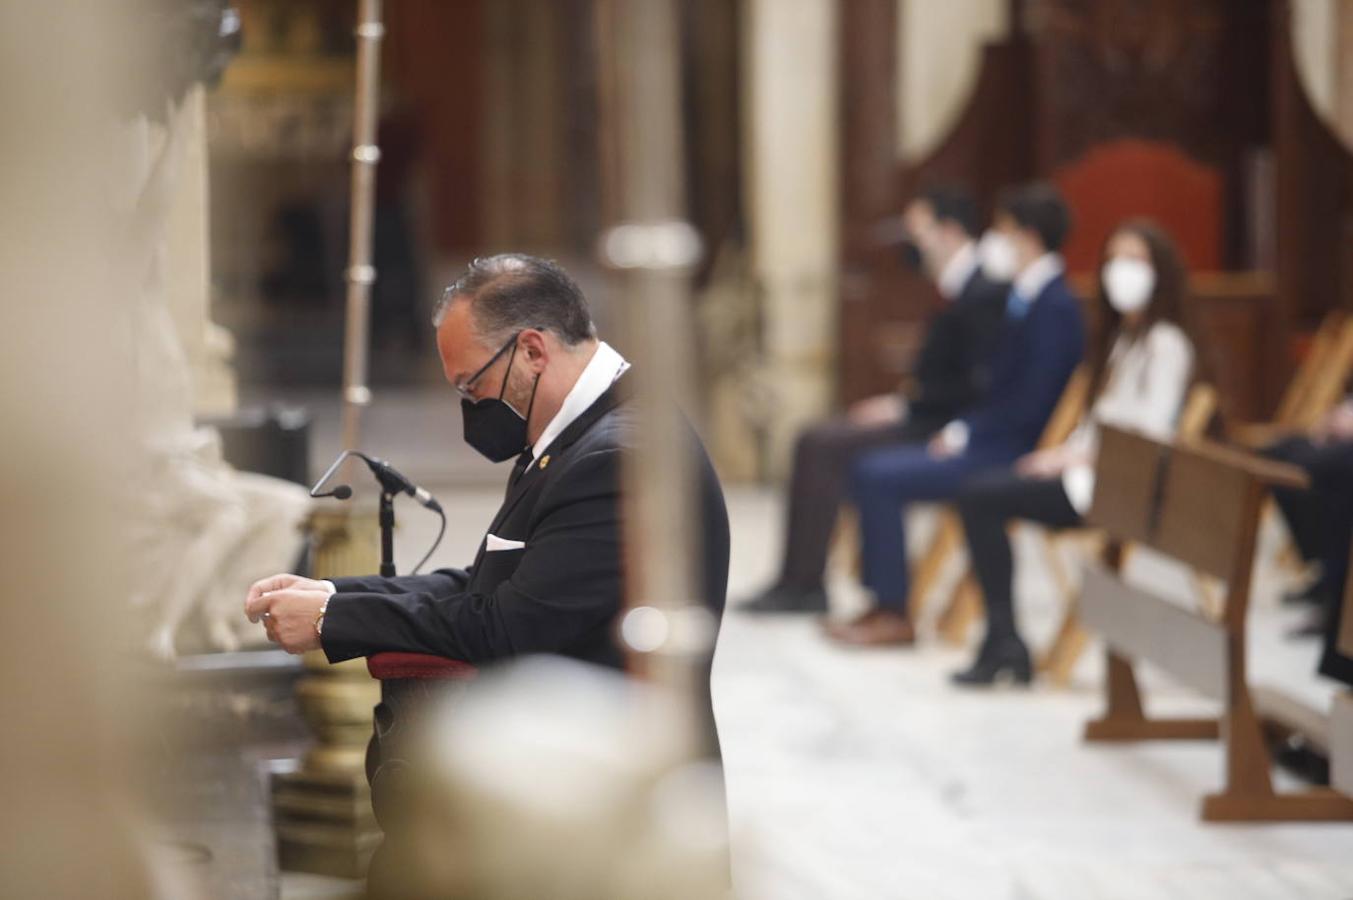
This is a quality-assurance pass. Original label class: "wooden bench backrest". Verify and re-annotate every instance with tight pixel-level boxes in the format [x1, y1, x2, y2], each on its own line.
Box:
[1089, 426, 1307, 582]
[1155, 442, 1260, 581]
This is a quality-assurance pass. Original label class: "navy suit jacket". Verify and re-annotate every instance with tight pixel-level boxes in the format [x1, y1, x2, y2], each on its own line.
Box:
[961, 273, 1085, 457]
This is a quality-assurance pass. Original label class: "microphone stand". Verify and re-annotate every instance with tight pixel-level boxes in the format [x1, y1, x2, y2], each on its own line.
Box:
[378, 489, 396, 578]
[311, 448, 401, 577]
[313, 449, 446, 579]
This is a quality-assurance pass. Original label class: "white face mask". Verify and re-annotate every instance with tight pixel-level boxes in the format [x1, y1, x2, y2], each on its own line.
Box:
[1102, 257, 1156, 314]
[977, 230, 1018, 282]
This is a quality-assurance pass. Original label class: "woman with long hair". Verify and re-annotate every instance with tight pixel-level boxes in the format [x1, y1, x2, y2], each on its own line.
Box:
[950, 218, 1196, 686]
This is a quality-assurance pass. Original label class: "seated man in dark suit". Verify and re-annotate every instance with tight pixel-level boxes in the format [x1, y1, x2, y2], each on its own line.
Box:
[1266, 396, 1353, 684]
[829, 183, 1085, 646]
[743, 184, 1008, 614]
[244, 253, 730, 671]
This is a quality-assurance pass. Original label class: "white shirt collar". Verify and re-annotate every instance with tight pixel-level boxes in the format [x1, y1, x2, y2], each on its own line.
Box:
[937, 241, 979, 300]
[532, 341, 630, 460]
[1014, 252, 1064, 303]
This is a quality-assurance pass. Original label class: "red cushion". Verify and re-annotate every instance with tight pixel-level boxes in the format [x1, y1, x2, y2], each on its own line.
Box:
[367, 652, 478, 681]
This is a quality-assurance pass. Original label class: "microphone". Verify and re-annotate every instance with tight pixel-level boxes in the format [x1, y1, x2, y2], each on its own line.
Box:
[311, 484, 352, 500]
[356, 453, 443, 513]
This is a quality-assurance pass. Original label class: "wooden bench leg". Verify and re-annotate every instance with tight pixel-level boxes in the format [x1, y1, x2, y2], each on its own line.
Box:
[909, 511, 960, 622]
[1084, 651, 1220, 742]
[937, 572, 981, 646]
[1200, 687, 1353, 821]
[1201, 789, 1353, 821]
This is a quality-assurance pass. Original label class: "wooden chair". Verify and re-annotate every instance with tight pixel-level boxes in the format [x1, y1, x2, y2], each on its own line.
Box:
[908, 367, 1093, 642]
[1230, 314, 1353, 577]
[1229, 312, 1353, 448]
[1079, 425, 1353, 822]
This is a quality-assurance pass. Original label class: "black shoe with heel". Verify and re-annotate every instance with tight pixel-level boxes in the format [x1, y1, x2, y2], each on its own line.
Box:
[951, 638, 1033, 687]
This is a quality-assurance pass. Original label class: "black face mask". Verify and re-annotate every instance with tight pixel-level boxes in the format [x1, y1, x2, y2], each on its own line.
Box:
[460, 337, 541, 463]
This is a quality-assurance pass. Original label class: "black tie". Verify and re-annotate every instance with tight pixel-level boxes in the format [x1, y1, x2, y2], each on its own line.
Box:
[509, 448, 534, 486]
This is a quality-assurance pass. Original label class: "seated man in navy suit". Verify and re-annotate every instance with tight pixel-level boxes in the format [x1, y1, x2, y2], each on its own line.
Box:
[828, 183, 1086, 647]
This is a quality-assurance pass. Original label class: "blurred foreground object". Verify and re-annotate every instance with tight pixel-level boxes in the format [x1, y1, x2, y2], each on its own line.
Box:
[391, 658, 732, 900]
[0, 2, 200, 896]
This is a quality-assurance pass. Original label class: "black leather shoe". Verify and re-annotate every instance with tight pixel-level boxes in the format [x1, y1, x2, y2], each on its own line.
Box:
[951, 639, 1033, 687]
[740, 584, 829, 614]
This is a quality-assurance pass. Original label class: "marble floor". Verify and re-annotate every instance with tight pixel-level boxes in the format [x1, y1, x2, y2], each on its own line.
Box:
[714, 490, 1353, 900]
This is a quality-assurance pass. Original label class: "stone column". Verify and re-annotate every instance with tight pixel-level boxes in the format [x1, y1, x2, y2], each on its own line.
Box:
[742, 0, 840, 475]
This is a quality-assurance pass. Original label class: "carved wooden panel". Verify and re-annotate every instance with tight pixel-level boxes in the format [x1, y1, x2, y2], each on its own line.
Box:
[1187, 273, 1279, 422]
[1026, 0, 1268, 172]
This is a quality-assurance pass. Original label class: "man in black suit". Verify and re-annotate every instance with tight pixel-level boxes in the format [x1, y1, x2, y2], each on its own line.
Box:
[742, 184, 1007, 614]
[244, 253, 730, 671]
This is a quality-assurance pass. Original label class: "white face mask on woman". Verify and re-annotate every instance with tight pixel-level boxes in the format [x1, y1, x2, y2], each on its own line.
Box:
[1102, 257, 1156, 315]
[977, 230, 1018, 282]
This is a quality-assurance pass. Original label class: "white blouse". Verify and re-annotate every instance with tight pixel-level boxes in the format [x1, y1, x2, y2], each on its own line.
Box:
[1062, 321, 1195, 514]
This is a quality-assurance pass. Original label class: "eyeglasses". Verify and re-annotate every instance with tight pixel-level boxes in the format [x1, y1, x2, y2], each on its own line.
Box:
[454, 332, 521, 402]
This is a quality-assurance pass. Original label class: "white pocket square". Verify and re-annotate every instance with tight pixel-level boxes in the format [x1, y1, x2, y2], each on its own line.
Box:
[485, 533, 526, 552]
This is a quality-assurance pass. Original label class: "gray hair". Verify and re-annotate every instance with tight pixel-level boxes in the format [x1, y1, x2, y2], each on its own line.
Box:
[433, 253, 596, 347]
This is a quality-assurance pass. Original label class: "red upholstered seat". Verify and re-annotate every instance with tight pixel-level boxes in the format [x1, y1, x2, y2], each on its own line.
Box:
[366, 652, 478, 681]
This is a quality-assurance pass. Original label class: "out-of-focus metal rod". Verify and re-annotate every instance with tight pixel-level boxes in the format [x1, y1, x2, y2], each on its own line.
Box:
[340, 0, 384, 453]
[598, 0, 716, 755]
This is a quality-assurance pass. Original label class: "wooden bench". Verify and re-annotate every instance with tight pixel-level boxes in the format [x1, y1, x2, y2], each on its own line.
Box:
[1079, 425, 1353, 821]
[1032, 382, 1220, 685]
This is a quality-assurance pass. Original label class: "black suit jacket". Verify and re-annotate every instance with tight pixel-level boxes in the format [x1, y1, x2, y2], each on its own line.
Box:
[321, 383, 730, 671]
[906, 269, 1008, 427]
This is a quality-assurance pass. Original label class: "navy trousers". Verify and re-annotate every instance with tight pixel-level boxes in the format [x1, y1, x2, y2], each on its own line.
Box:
[849, 443, 1017, 611]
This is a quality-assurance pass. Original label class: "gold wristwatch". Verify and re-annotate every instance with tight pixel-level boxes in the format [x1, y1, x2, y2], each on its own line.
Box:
[314, 597, 330, 636]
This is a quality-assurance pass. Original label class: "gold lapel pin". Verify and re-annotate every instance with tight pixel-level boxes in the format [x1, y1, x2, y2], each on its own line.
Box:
[539, 455, 551, 470]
